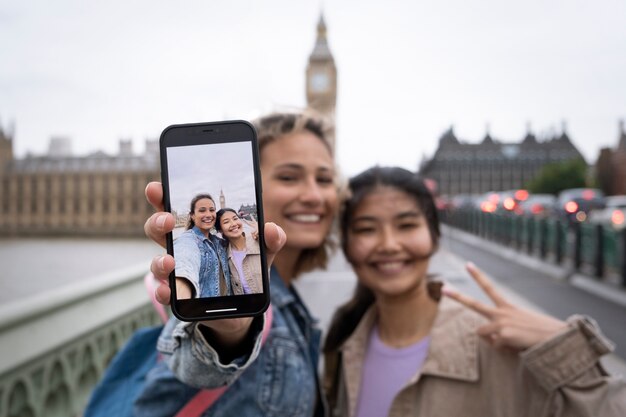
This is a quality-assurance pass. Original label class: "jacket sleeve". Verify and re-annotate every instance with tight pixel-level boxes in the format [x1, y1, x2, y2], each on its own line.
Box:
[521, 315, 626, 416]
[173, 233, 201, 297]
[156, 315, 265, 389]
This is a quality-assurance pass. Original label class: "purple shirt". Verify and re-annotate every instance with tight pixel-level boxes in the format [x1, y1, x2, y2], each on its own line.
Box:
[355, 326, 431, 417]
[231, 249, 252, 294]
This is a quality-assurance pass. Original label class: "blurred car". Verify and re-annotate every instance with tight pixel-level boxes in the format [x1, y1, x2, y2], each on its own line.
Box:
[477, 191, 500, 213]
[498, 189, 529, 215]
[518, 194, 556, 218]
[588, 195, 626, 230]
[477, 189, 529, 214]
[450, 194, 479, 211]
[555, 188, 605, 225]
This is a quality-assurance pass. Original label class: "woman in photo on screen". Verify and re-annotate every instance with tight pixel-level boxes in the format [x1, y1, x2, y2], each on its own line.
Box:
[215, 207, 263, 295]
[173, 193, 232, 299]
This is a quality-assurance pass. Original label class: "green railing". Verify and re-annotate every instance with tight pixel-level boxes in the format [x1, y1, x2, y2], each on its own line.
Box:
[0, 264, 162, 417]
[443, 208, 626, 288]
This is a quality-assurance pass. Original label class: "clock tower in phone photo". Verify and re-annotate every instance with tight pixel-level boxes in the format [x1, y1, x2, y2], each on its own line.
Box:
[306, 14, 337, 123]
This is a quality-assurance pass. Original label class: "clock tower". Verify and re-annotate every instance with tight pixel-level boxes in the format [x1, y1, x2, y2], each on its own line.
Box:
[219, 189, 226, 209]
[306, 14, 337, 121]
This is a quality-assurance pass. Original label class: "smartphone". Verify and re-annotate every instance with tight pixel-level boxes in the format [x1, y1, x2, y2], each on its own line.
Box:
[159, 120, 269, 321]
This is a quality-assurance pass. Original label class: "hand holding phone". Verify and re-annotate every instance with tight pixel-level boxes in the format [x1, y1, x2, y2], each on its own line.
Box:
[159, 120, 270, 321]
[145, 211, 285, 351]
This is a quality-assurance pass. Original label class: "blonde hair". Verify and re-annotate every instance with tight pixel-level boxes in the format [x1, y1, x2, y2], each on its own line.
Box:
[252, 109, 343, 276]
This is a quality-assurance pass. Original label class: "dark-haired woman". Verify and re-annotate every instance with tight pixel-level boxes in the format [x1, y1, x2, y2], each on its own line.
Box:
[323, 166, 626, 417]
[173, 194, 232, 298]
[215, 208, 262, 295]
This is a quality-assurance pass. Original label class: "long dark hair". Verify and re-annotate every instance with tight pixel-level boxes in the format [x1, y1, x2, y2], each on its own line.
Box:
[323, 166, 441, 354]
[185, 193, 215, 230]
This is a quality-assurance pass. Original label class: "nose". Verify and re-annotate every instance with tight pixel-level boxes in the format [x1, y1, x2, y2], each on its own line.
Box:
[377, 226, 401, 253]
[299, 177, 323, 206]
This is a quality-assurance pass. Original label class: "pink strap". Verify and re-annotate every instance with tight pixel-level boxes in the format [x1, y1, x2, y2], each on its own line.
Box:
[175, 305, 274, 417]
[144, 272, 170, 324]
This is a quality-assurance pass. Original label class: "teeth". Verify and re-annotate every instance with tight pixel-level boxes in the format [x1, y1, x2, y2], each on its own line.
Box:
[290, 214, 321, 223]
[376, 261, 404, 273]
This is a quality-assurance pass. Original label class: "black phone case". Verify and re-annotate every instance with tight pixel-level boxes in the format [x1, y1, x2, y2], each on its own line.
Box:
[159, 120, 269, 321]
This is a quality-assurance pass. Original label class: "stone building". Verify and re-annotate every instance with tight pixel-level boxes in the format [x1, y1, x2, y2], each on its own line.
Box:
[595, 120, 626, 196]
[0, 126, 159, 237]
[0, 16, 337, 237]
[419, 124, 585, 196]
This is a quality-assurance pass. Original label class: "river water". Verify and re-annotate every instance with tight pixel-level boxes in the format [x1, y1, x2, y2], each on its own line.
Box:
[0, 238, 162, 303]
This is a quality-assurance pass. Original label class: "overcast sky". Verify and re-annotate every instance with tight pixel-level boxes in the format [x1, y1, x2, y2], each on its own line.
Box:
[167, 141, 256, 215]
[1, 0, 625, 176]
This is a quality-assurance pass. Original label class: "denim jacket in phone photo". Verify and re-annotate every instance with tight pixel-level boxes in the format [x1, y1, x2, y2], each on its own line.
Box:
[174, 226, 231, 297]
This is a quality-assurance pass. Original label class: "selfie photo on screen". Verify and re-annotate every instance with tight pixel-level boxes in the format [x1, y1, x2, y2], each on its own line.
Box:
[166, 141, 261, 300]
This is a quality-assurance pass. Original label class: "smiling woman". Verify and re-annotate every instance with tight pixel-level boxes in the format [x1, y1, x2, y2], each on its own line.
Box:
[215, 207, 263, 295]
[323, 166, 626, 417]
[173, 193, 231, 299]
[133, 109, 341, 417]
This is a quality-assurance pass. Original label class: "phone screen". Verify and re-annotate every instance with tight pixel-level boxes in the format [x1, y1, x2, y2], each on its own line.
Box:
[160, 121, 269, 321]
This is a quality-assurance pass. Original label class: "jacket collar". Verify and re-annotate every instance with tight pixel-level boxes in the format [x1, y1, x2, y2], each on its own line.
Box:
[191, 225, 207, 239]
[269, 267, 296, 308]
[339, 296, 480, 414]
[417, 296, 480, 382]
[226, 233, 261, 258]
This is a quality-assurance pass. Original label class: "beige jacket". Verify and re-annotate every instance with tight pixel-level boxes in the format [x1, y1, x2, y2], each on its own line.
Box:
[227, 233, 262, 295]
[329, 297, 626, 417]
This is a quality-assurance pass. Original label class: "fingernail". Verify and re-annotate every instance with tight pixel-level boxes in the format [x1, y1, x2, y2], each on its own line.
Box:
[156, 214, 167, 230]
[466, 262, 476, 270]
[441, 284, 456, 296]
[158, 256, 165, 272]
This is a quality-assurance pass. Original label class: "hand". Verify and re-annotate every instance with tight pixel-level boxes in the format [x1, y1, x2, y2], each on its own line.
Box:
[146, 181, 286, 347]
[151, 220, 286, 347]
[442, 262, 568, 351]
[243, 218, 260, 240]
[144, 181, 175, 249]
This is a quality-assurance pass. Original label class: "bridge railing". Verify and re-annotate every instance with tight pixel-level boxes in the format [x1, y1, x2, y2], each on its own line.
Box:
[0, 264, 161, 417]
[441, 208, 626, 289]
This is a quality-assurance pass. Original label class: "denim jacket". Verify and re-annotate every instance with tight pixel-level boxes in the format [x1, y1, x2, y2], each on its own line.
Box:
[135, 267, 326, 417]
[174, 226, 231, 297]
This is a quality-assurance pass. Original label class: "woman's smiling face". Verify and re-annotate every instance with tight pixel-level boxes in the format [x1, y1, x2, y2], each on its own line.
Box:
[219, 210, 244, 241]
[190, 198, 216, 235]
[260, 131, 338, 251]
[346, 185, 434, 298]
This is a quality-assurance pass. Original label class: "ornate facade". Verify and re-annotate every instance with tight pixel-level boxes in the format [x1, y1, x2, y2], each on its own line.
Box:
[419, 125, 585, 196]
[0, 129, 159, 237]
[1, 17, 334, 237]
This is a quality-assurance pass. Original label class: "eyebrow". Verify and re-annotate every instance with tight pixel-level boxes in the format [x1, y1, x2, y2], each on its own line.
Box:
[274, 163, 333, 173]
[352, 210, 423, 223]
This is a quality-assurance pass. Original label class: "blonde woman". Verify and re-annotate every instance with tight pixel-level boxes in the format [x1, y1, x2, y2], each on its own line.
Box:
[137, 110, 339, 416]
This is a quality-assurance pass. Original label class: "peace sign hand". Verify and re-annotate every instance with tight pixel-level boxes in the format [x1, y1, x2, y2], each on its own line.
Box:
[442, 262, 568, 351]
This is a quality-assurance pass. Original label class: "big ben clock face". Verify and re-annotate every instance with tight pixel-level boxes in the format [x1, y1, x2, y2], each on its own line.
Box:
[310, 71, 330, 92]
